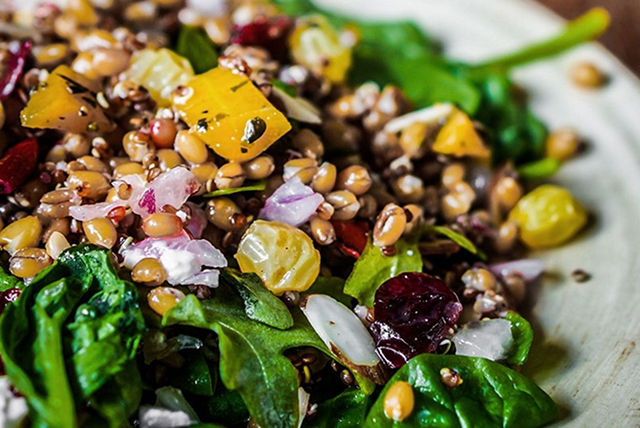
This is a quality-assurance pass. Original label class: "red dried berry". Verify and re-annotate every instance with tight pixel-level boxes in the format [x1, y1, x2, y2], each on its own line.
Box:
[370, 272, 462, 369]
[0, 40, 31, 100]
[231, 16, 293, 61]
[332, 220, 368, 259]
[0, 138, 39, 194]
[0, 288, 21, 313]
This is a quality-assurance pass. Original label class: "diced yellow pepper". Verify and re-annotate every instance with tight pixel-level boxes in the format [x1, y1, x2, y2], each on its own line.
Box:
[432, 109, 490, 159]
[172, 67, 291, 161]
[20, 65, 112, 134]
[508, 184, 587, 249]
[124, 48, 194, 107]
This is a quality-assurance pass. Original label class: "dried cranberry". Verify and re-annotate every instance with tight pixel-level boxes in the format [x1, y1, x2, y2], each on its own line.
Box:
[0, 40, 31, 100]
[0, 288, 21, 313]
[332, 220, 369, 259]
[231, 16, 293, 61]
[370, 272, 462, 369]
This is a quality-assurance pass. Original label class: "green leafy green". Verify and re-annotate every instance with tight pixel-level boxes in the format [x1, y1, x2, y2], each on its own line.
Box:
[517, 158, 562, 180]
[303, 276, 351, 307]
[364, 354, 557, 427]
[344, 238, 422, 307]
[163, 289, 333, 428]
[203, 180, 267, 198]
[169, 350, 216, 396]
[0, 264, 22, 291]
[422, 225, 485, 259]
[505, 311, 534, 366]
[197, 388, 250, 426]
[0, 246, 145, 428]
[221, 268, 294, 329]
[175, 26, 218, 74]
[304, 389, 370, 428]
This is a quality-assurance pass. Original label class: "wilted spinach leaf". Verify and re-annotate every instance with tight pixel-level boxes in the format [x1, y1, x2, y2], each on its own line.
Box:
[344, 239, 422, 307]
[303, 389, 370, 428]
[364, 354, 557, 427]
[175, 26, 218, 74]
[505, 311, 534, 366]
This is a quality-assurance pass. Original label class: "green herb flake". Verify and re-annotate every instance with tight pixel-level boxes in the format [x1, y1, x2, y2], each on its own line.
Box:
[203, 179, 267, 198]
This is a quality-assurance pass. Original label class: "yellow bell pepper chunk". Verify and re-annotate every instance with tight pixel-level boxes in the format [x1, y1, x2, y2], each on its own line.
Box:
[432, 109, 490, 159]
[20, 65, 112, 134]
[124, 48, 194, 107]
[509, 184, 587, 249]
[172, 67, 291, 161]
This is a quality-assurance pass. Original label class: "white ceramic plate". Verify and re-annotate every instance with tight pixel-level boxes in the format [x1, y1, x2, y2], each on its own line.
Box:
[315, 0, 640, 425]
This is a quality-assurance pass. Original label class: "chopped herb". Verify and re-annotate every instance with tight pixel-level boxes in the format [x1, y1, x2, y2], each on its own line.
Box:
[230, 80, 249, 92]
[203, 180, 267, 198]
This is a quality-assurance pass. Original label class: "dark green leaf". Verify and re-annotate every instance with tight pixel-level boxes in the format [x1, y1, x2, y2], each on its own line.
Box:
[163, 289, 332, 428]
[175, 26, 218, 74]
[517, 158, 561, 180]
[221, 268, 294, 330]
[169, 351, 215, 396]
[344, 238, 422, 307]
[303, 389, 370, 428]
[422, 225, 485, 259]
[203, 180, 266, 198]
[505, 311, 534, 366]
[0, 265, 22, 291]
[273, 79, 298, 97]
[364, 354, 557, 427]
[303, 276, 351, 307]
[197, 388, 250, 426]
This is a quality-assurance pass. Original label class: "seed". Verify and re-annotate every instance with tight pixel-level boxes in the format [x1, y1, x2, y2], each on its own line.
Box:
[148, 286, 185, 315]
[392, 174, 425, 203]
[383, 381, 414, 421]
[215, 162, 246, 190]
[503, 273, 526, 302]
[142, 212, 183, 237]
[495, 220, 518, 253]
[63, 133, 90, 158]
[175, 130, 209, 164]
[113, 162, 144, 179]
[283, 158, 318, 184]
[243, 155, 275, 180]
[440, 367, 463, 388]
[403, 204, 423, 233]
[0, 216, 42, 254]
[373, 203, 407, 247]
[206, 197, 241, 232]
[452, 181, 475, 206]
[45, 231, 70, 260]
[494, 176, 522, 211]
[92, 48, 131, 76]
[46, 144, 66, 163]
[43, 218, 70, 243]
[546, 128, 580, 161]
[462, 268, 496, 292]
[399, 121, 429, 158]
[150, 118, 177, 149]
[77, 155, 109, 173]
[311, 162, 337, 194]
[156, 149, 185, 171]
[123, 130, 155, 162]
[441, 163, 465, 190]
[336, 165, 372, 196]
[191, 163, 219, 188]
[326, 190, 360, 221]
[9, 247, 52, 278]
[309, 216, 336, 246]
[132, 258, 167, 286]
[441, 182, 475, 222]
[83, 218, 117, 249]
[292, 129, 324, 160]
[67, 170, 110, 200]
[570, 61, 606, 88]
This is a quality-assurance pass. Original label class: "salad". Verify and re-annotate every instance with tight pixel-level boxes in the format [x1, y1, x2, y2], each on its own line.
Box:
[0, 1, 609, 427]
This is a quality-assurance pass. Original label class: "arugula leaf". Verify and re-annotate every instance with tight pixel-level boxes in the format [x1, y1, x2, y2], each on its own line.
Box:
[344, 238, 422, 307]
[203, 180, 267, 198]
[163, 289, 333, 428]
[517, 158, 561, 180]
[364, 354, 557, 427]
[221, 268, 294, 330]
[422, 225, 484, 259]
[303, 276, 351, 307]
[175, 26, 218, 74]
[0, 246, 145, 428]
[505, 311, 534, 366]
[303, 389, 370, 428]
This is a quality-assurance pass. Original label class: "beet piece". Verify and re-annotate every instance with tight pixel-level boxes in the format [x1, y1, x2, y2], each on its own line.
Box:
[0, 138, 39, 194]
[370, 272, 462, 369]
[0, 40, 31, 100]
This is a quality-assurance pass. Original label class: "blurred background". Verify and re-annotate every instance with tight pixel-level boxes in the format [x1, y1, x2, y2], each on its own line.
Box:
[538, 0, 640, 74]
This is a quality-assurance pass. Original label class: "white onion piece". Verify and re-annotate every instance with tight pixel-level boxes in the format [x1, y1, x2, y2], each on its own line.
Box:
[301, 294, 379, 367]
[122, 232, 227, 287]
[272, 87, 322, 124]
[384, 103, 454, 134]
[69, 200, 127, 221]
[259, 177, 324, 227]
[297, 388, 310, 428]
[453, 319, 514, 361]
[490, 259, 544, 282]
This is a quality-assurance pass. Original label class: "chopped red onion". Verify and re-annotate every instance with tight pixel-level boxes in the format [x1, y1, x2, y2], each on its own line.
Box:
[453, 319, 514, 361]
[490, 259, 544, 282]
[184, 202, 207, 239]
[69, 200, 127, 221]
[259, 177, 323, 227]
[122, 232, 227, 287]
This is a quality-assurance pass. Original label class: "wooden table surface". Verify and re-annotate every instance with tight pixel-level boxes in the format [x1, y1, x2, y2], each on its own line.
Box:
[537, 0, 640, 75]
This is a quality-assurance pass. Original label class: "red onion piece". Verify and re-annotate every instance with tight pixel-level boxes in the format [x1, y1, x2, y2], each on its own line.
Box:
[184, 202, 207, 239]
[490, 259, 544, 282]
[259, 177, 323, 227]
[69, 200, 127, 221]
[0, 40, 31, 100]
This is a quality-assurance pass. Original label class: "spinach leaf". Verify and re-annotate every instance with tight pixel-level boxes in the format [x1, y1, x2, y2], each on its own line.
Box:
[169, 350, 215, 396]
[303, 389, 370, 428]
[197, 387, 250, 426]
[175, 26, 218, 74]
[203, 180, 267, 198]
[344, 239, 422, 307]
[221, 268, 294, 330]
[303, 276, 351, 307]
[505, 311, 534, 366]
[0, 246, 145, 428]
[0, 264, 22, 291]
[163, 289, 333, 428]
[364, 354, 557, 427]
[421, 225, 485, 259]
[517, 158, 561, 180]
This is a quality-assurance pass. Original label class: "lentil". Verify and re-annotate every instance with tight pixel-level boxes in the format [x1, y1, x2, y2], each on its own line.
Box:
[142, 212, 184, 237]
[9, 247, 53, 278]
[148, 286, 185, 316]
[441, 163, 465, 190]
[373, 203, 407, 247]
[0, 216, 42, 254]
[283, 158, 318, 184]
[440, 367, 463, 388]
[123, 131, 155, 162]
[462, 268, 496, 292]
[77, 155, 109, 173]
[67, 170, 110, 200]
[156, 149, 185, 171]
[383, 381, 414, 421]
[311, 162, 337, 194]
[292, 129, 324, 159]
[206, 198, 241, 232]
[403, 204, 423, 233]
[494, 176, 522, 211]
[392, 174, 425, 203]
[150, 118, 178, 148]
[83, 218, 117, 248]
[113, 162, 145, 178]
[309, 216, 336, 245]
[243, 155, 275, 180]
[570, 61, 606, 88]
[132, 258, 167, 286]
[546, 128, 581, 161]
[495, 220, 518, 253]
